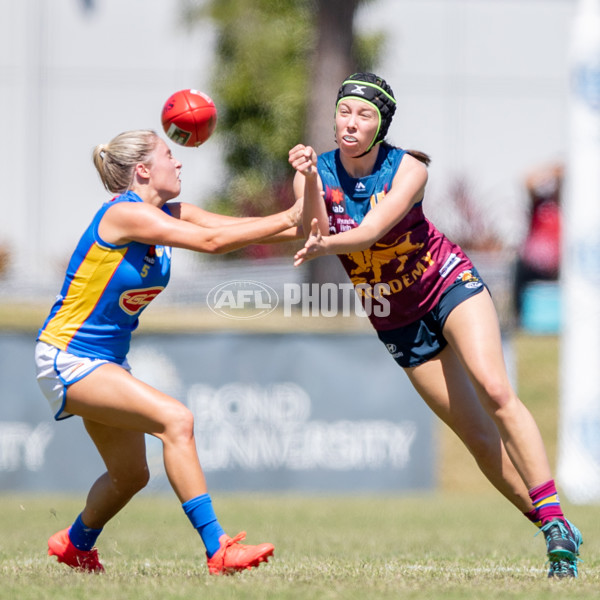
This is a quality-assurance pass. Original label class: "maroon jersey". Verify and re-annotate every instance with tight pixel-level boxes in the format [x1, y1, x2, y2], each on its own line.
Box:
[317, 146, 474, 330]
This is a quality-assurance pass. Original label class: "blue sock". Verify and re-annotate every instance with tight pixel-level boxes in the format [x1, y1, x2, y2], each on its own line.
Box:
[68, 513, 103, 551]
[182, 494, 225, 558]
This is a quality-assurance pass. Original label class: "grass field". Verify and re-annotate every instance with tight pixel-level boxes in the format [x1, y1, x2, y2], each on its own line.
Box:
[0, 493, 598, 600]
[1, 332, 599, 598]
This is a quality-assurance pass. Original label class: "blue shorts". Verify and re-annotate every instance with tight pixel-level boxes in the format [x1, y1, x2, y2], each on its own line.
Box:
[376, 268, 487, 368]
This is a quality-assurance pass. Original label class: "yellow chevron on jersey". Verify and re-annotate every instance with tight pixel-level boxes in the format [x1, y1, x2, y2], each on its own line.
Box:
[37, 191, 171, 362]
[38, 242, 128, 351]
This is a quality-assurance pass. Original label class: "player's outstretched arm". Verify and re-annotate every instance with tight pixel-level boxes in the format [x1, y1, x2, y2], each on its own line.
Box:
[169, 200, 303, 243]
[100, 200, 301, 254]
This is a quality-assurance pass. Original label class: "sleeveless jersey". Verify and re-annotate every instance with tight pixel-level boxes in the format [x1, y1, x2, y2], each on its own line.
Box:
[317, 146, 473, 330]
[37, 191, 171, 361]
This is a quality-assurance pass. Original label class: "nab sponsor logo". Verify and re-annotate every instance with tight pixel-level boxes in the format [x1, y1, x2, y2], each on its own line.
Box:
[119, 287, 165, 315]
[207, 280, 279, 320]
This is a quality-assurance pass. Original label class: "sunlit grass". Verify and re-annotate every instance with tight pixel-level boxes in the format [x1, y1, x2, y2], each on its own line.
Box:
[0, 493, 598, 599]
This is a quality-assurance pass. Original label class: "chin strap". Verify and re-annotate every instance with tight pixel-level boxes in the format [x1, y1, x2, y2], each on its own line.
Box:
[351, 141, 380, 160]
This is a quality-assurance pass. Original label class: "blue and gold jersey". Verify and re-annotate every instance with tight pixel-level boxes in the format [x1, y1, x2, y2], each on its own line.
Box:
[38, 191, 171, 362]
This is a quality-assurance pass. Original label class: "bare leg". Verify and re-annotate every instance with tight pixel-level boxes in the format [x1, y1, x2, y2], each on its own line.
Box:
[79, 420, 149, 529]
[442, 289, 552, 489]
[406, 346, 534, 512]
[66, 363, 207, 503]
[58, 363, 274, 575]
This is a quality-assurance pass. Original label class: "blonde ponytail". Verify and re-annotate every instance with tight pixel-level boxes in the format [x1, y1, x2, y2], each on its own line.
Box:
[92, 130, 158, 194]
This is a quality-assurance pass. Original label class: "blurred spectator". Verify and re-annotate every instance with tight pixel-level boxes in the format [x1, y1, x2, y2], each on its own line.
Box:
[513, 163, 563, 324]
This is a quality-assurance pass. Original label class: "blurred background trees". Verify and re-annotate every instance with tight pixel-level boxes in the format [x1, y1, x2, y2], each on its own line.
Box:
[181, 0, 382, 264]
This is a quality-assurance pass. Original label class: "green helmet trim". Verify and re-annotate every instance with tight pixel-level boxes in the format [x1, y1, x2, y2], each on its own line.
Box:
[336, 74, 397, 154]
[335, 97, 383, 153]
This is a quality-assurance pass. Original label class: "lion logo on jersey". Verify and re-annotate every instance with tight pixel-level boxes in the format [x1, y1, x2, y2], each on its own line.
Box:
[347, 232, 424, 284]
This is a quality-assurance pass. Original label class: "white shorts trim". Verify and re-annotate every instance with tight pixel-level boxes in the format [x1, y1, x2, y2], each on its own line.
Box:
[34, 341, 131, 421]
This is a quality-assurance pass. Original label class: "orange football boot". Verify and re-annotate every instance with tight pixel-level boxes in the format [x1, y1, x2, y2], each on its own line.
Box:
[47, 528, 105, 573]
[206, 532, 274, 575]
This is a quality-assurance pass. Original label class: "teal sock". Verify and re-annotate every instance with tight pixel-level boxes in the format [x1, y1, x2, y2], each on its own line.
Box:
[182, 494, 225, 558]
[68, 513, 103, 551]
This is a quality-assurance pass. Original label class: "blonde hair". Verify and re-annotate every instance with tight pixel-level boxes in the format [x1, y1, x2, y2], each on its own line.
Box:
[92, 129, 159, 193]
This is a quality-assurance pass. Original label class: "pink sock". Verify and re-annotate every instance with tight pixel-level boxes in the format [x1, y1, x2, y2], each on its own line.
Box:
[523, 508, 542, 528]
[528, 479, 565, 525]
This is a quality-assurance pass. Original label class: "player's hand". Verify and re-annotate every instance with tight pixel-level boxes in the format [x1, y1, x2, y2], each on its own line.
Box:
[289, 144, 318, 177]
[294, 218, 327, 266]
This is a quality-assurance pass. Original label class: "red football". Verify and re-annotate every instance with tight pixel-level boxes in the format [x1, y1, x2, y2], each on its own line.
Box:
[161, 89, 217, 147]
